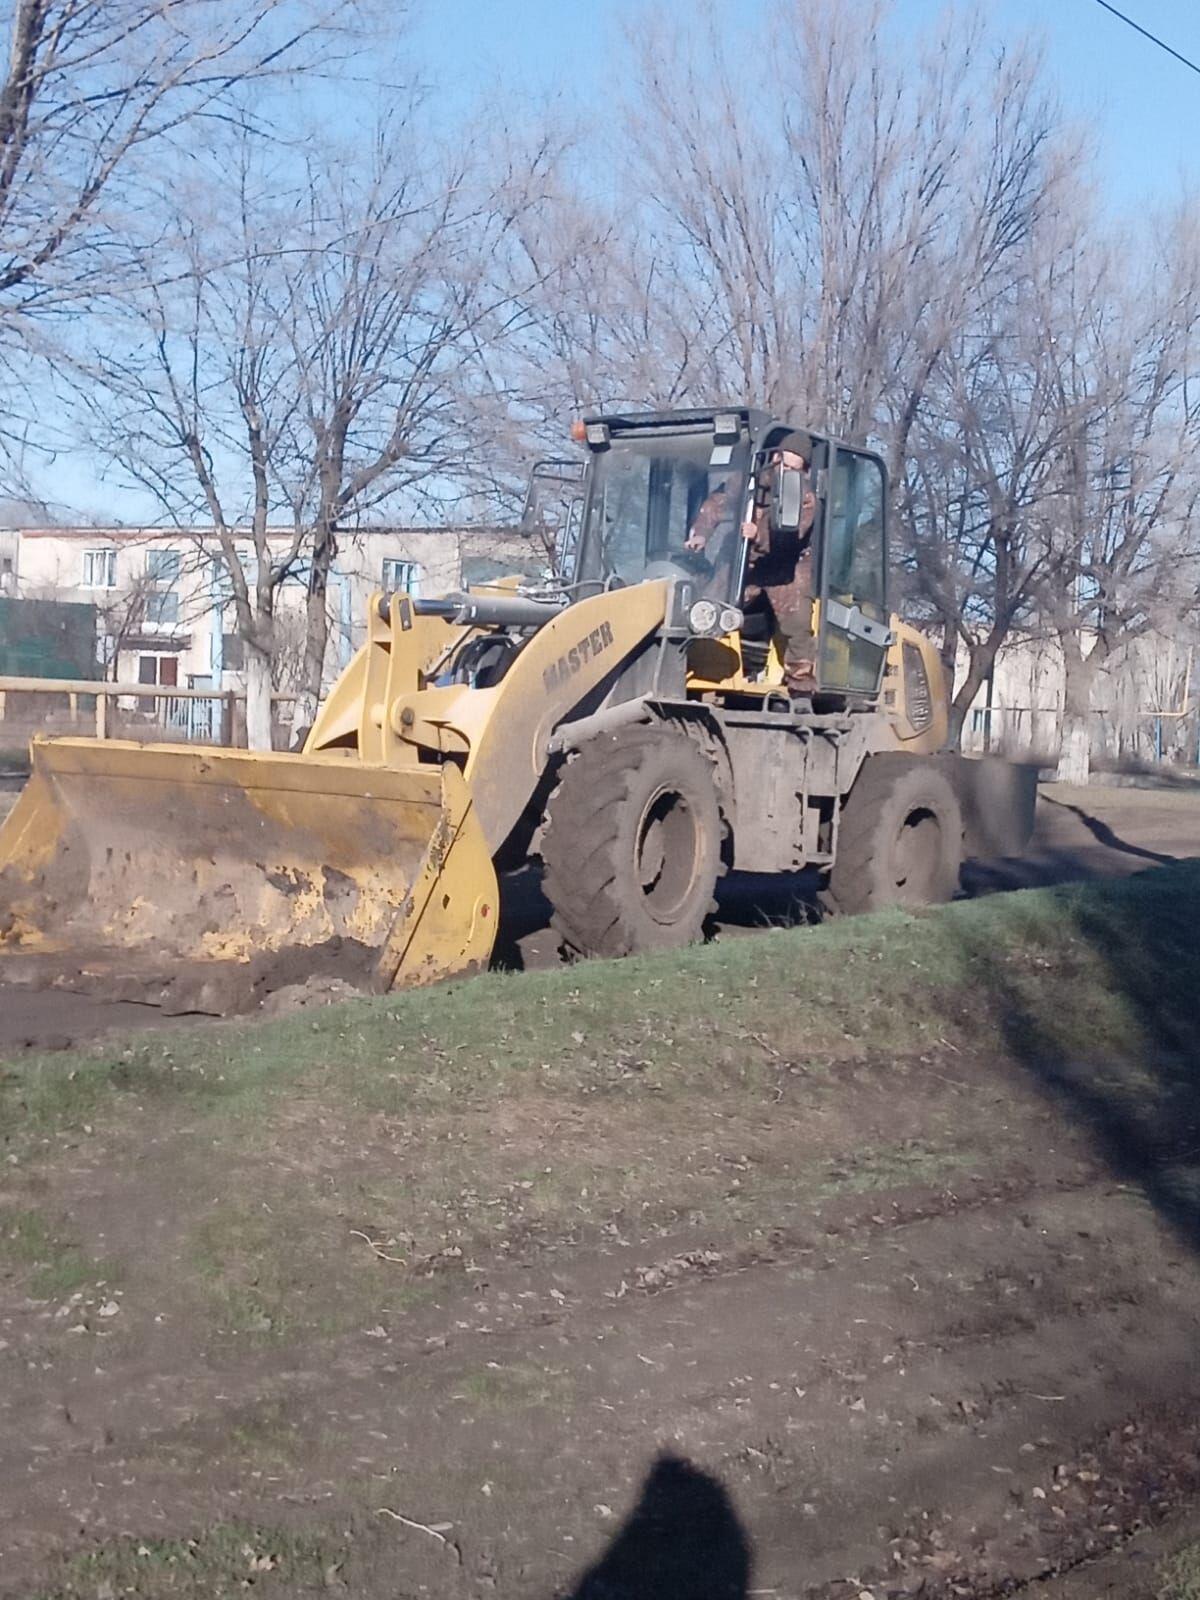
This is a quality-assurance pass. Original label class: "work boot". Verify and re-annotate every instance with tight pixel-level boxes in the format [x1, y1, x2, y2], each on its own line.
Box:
[787, 673, 817, 715]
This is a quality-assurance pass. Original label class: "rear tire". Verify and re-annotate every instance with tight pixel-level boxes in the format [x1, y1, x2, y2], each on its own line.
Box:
[824, 755, 963, 915]
[540, 725, 722, 959]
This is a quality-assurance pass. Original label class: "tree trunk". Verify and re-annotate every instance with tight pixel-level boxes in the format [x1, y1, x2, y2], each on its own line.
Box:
[945, 632, 1002, 750]
[244, 645, 274, 751]
[295, 521, 335, 740]
[1054, 637, 1097, 787]
[939, 622, 958, 687]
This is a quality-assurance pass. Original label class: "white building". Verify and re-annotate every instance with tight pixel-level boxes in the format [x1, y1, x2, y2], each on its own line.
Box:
[0, 531, 16, 596]
[957, 627, 1199, 770]
[8, 523, 532, 694]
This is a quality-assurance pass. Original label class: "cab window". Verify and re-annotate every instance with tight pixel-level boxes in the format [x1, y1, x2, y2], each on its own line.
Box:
[823, 452, 886, 617]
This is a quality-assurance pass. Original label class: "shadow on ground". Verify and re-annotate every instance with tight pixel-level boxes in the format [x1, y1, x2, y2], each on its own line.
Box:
[562, 1454, 752, 1600]
[552, 858, 1200, 1598]
[960, 856, 1200, 1254]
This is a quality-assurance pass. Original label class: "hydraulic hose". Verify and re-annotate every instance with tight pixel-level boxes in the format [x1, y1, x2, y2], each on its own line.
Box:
[378, 591, 566, 629]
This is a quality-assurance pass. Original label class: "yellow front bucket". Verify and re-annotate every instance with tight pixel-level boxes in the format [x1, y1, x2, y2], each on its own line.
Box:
[0, 737, 498, 1009]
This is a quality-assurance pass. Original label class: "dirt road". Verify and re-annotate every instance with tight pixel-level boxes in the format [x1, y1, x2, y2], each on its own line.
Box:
[2, 861, 1200, 1597]
[6, 1072, 1200, 1598]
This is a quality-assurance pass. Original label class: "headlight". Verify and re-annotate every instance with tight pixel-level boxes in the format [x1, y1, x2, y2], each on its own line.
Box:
[718, 605, 743, 636]
[688, 598, 720, 636]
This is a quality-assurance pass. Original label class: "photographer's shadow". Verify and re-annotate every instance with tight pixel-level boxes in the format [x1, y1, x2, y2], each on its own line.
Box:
[563, 1453, 751, 1599]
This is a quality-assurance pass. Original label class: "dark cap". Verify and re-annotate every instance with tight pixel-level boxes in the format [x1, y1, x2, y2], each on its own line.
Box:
[776, 429, 812, 460]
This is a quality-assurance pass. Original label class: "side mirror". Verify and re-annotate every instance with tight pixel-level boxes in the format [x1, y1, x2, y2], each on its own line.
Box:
[771, 467, 805, 535]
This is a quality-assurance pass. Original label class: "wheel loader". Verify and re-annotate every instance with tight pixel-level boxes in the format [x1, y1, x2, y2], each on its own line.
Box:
[0, 406, 1034, 1010]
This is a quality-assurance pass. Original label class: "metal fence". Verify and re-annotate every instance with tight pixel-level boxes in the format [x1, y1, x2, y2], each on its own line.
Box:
[0, 676, 297, 751]
[962, 701, 1200, 770]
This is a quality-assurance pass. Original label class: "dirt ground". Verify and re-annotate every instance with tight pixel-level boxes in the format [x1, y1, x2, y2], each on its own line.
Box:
[3, 1020, 1200, 1597]
[0, 845, 1198, 1597]
[3, 777, 1200, 1055]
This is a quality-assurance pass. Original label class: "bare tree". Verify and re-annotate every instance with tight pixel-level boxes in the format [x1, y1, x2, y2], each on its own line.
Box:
[40, 0, 1200, 775]
[1038, 209, 1200, 782]
[76, 143, 306, 746]
[511, 0, 1075, 710]
[898, 191, 1106, 743]
[83, 112, 560, 745]
[271, 116, 562, 729]
[0, 0, 356, 472]
[93, 564, 158, 679]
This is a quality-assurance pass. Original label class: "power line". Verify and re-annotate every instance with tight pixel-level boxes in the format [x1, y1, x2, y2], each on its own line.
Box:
[1092, 0, 1200, 77]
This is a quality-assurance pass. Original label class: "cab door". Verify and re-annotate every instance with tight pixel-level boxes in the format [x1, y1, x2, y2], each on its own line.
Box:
[522, 460, 586, 577]
[817, 447, 891, 695]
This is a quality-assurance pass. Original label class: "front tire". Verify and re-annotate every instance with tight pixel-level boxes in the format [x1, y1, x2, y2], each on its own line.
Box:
[824, 755, 963, 915]
[540, 725, 722, 959]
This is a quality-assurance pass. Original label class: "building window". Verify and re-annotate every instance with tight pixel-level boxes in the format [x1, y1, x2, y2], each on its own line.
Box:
[83, 548, 117, 588]
[221, 632, 245, 671]
[145, 590, 179, 626]
[381, 558, 418, 593]
[146, 548, 181, 583]
[138, 654, 178, 687]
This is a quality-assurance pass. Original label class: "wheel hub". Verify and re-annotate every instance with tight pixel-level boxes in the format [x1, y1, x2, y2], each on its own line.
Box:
[891, 806, 942, 901]
[636, 786, 700, 921]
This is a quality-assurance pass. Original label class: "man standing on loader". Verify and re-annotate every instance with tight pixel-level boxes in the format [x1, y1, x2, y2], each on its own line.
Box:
[687, 431, 818, 700]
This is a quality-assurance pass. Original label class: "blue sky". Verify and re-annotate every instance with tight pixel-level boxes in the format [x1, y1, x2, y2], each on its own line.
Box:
[45, 0, 1200, 522]
[405, 0, 1199, 211]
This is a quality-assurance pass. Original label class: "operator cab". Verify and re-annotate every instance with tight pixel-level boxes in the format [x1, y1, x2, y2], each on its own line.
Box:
[525, 407, 893, 705]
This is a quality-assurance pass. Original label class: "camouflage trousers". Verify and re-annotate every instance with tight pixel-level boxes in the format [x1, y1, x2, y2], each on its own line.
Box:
[746, 549, 817, 694]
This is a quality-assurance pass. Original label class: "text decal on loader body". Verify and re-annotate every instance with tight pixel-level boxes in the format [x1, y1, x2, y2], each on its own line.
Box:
[543, 621, 615, 694]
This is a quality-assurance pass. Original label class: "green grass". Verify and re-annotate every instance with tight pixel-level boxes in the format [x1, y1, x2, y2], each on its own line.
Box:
[32, 1523, 343, 1599]
[4, 861, 1199, 1342]
[451, 1359, 573, 1412]
[1160, 1540, 1200, 1600]
[0, 1206, 115, 1299]
[6, 862, 1200, 1597]
[8, 860, 1197, 1149]
[190, 1197, 332, 1339]
[814, 1138, 973, 1200]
